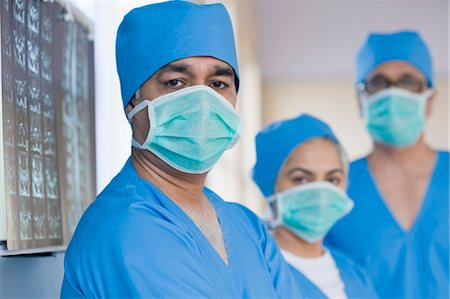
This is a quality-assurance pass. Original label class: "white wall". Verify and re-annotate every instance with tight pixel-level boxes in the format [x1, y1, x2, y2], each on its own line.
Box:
[259, 0, 448, 80]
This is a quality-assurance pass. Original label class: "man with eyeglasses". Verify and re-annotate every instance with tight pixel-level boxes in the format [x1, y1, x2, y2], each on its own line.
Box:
[326, 31, 449, 298]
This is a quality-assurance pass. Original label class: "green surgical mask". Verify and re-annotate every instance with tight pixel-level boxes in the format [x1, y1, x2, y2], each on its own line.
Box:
[361, 88, 433, 147]
[127, 85, 241, 174]
[269, 181, 354, 243]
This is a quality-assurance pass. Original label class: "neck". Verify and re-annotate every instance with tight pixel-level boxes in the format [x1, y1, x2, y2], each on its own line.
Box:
[274, 227, 324, 258]
[131, 148, 207, 204]
[370, 136, 435, 166]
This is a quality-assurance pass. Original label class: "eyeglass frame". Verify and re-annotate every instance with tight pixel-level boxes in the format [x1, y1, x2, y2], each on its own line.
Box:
[356, 74, 429, 95]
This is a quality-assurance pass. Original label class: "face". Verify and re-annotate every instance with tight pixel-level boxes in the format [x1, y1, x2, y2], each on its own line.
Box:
[274, 138, 346, 193]
[358, 61, 436, 116]
[126, 56, 237, 145]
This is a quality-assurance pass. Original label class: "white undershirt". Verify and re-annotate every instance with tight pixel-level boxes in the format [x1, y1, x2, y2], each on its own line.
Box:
[282, 249, 347, 299]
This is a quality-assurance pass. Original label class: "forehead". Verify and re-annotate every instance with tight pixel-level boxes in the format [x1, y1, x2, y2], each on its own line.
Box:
[367, 61, 426, 80]
[283, 138, 342, 169]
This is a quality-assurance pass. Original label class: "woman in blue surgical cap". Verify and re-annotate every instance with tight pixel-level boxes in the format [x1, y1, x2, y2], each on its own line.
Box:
[252, 114, 378, 299]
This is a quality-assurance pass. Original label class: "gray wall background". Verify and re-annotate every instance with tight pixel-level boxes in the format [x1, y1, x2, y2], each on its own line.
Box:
[0, 253, 64, 298]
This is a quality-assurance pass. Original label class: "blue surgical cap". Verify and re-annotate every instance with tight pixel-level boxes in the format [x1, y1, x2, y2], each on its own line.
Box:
[116, 0, 239, 108]
[356, 30, 433, 87]
[252, 114, 339, 197]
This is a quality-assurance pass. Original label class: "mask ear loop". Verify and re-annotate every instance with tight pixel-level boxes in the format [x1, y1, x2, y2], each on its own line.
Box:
[127, 100, 151, 123]
[421, 89, 435, 102]
[265, 194, 282, 230]
[361, 97, 370, 126]
[127, 100, 155, 149]
[416, 89, 434, 132]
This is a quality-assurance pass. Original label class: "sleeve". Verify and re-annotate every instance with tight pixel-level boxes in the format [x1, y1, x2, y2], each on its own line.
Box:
[61, 275, 85, 299]
[331, 249, 379, 299]
[324, 224, 338, 248]
[65, 204, 220, 298]
[262, 224, 306, 298]
[350, 262, 379, 298]
[237, 205, 306, 299]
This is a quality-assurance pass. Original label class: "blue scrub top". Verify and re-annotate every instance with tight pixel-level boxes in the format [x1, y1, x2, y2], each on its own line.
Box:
[326, 151, 449, 298]
[288, 248, 378, 299]
[61, 158, 304, 298]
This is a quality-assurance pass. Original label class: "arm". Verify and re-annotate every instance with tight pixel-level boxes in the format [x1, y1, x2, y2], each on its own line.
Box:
[261, 223, 305, 298]
[63, 209, 219, 298]
[237, 205, 305, 299]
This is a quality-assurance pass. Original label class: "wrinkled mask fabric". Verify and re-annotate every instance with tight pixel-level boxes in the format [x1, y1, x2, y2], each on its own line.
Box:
[127, 85, 241, 174]
[270, 181, 354, 243]
[361, 88, 433, 147]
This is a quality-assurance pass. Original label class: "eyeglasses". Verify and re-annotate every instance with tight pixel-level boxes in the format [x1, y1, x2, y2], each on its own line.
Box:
[360, 75, 428, 94]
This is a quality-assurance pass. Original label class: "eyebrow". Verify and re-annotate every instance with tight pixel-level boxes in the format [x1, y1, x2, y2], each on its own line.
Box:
[156, 63, 192, 78]
[155, 62, 235, 79]
[287, 167, 344, 176]
[287, 167, 313, 176]
[212, 65, 234, 77]
[326, 169, 344, 176]
[368, 73, 424, 81]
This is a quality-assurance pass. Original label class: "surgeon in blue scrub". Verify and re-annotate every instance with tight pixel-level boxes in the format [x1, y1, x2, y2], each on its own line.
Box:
[252, 114, 378, 299]
[326, 31, 449, 298]
[61, 1, 304, 298]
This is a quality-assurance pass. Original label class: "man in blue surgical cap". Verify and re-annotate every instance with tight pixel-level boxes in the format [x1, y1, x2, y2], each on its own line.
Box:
[61, 1, 304, 298]
[326, 30, 449, 298]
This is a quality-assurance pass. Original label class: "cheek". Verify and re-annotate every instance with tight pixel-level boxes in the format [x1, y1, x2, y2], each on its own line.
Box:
[274, 178, 296, 193]
[338, 180, 347, 191]
[221, 91, 237, 108]
[132, 110, 151, 143]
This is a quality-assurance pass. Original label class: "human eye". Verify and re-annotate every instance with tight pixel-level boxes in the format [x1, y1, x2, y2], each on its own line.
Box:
[291, 176, 309, 185]
[366, 75, 389, 94]
[326, 176, 341, 186]
[399, 76, 425, 93]
[164, 79, 185, 88]
[209, 80, 229, 90]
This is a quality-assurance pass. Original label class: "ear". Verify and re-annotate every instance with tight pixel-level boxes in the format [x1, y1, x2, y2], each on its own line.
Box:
[125, 95, 138, 123]
[425, 90, 437, 117]
[125, 102, 134, 115]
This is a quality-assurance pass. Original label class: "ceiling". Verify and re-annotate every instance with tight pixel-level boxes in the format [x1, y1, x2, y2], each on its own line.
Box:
[258, 0, 449, 81]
